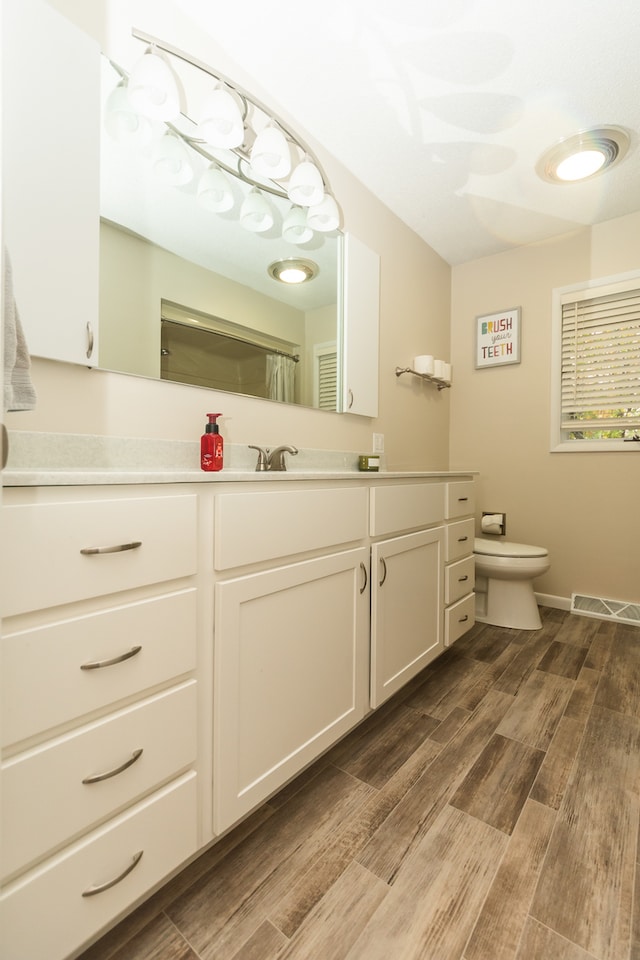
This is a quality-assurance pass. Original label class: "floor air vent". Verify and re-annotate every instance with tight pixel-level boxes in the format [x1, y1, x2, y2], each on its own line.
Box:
[571, 593, 640, 625]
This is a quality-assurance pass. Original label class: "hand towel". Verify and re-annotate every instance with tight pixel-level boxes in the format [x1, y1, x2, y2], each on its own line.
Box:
[3, 247, 37, 412]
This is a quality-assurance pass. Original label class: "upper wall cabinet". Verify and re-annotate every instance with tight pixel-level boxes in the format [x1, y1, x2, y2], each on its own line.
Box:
[342, 234, 380, 418]
[2, 0, 100, 364]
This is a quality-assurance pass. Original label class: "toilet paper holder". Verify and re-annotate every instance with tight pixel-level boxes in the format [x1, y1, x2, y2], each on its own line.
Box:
[481, 511, 506, 536]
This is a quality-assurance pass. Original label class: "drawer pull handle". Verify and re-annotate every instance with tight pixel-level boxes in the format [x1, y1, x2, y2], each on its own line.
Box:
[457, 536, 469, 542]
[359, 561, 368, 595]
[80, 645, 142, 671]
[379, 556, 387, 587]
[81, 850, 143, 897]
[459, 614, 469, 623]
[80, 540, 142, 556]
[458, 575, 469, 582]
[82, 748, 144, 784]
[458, 497, 469, 502]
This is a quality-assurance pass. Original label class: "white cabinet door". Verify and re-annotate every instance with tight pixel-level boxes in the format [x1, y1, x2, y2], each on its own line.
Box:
[371, 527, 444, 708]
[213, 547, 370, 833]
[342, 234, 380, 417]
[2, 0, 100, 364]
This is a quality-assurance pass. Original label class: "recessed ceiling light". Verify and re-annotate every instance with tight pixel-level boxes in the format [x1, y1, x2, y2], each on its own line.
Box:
[268, 258, 319, 284]
[536, 126, 630, 184]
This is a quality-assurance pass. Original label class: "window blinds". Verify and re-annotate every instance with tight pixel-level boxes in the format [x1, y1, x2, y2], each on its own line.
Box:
[561, 284, 640, 433]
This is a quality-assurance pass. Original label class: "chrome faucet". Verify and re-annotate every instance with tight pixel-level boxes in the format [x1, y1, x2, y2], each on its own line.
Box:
[249, 444, 299, 471]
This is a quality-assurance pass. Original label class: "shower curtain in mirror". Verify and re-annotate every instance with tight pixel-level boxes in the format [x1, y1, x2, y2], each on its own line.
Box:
[266, 354, 296, 403]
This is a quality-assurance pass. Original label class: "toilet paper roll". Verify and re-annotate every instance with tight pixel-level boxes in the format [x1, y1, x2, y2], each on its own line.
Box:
[433, 359, 447, 380]
[413, 355, 434, 375]
[481, 513, 504, 535]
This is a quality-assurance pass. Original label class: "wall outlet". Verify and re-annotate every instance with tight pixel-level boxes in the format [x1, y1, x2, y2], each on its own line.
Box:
[372, 433, 385, 453]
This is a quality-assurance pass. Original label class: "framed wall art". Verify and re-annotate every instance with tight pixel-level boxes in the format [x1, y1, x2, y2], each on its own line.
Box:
[475, 307, 521, 368]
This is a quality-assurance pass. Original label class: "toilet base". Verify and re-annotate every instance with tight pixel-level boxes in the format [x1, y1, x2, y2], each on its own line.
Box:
[476, 576, 542, 630]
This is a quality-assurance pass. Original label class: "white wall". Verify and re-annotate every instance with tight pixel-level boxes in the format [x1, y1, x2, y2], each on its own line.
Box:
[450, 210, 640, 605]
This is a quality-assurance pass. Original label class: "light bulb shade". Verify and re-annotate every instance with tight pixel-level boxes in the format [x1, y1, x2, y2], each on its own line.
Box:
[128, 49, 181, 121]
[250, 125, 291, 180]
[282, 206, 313, 244]
[240, 189, 274, 233]
[152, 133, 194, 185]
[199, 85, 244, 148]
[104, 83, 153, 145]
[197, 164, 234, 212]
[287, 159, 324, 207]
[306, 194, 340, 232]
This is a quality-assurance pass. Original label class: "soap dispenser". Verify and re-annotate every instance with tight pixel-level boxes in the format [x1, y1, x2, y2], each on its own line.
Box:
[201, 413, 223, 472]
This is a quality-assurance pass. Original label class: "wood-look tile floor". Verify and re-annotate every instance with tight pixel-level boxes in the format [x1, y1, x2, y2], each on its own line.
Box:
[78, 609, 640, 960]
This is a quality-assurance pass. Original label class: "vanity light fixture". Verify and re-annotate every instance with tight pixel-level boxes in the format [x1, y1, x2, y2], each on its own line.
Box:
[198, 83, 245, 149]
[537, 126, 630, 184]
[240, 188, 274, 233]
[104, 31, 342, 242]
[268, 258, 319, 284]
[197, 162, 234, 212]
[282, 206, 313, 244]
[127, 47, 181, 121]
[151, 131, 194, 185]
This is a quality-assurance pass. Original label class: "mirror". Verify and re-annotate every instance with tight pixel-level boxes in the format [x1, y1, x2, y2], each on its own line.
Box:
[98, 53, 342, 411]
[4, 2, 366, 417]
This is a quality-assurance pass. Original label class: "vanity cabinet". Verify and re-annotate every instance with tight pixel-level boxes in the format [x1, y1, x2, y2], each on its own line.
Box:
[212, 486, 370, 833]
[0, 470, 475, 959]
[369, 483, 446, 707]
[0, 487, 201, 960]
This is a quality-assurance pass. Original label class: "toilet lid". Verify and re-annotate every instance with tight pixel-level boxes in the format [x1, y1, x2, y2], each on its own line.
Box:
[474, 538, 548, 559]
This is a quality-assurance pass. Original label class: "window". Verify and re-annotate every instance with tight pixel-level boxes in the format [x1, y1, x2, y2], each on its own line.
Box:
[552, 272, 640, 451]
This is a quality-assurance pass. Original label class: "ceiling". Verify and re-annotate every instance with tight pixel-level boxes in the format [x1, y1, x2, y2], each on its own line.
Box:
[176, 0, 640, 266]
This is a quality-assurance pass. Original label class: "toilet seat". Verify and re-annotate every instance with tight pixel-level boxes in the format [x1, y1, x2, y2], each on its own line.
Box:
[474, 538, 548, 559]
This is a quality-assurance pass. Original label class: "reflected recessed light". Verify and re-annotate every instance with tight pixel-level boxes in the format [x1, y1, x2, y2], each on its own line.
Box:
[537, 126, 630, 184]
[268, 258, 319, 284]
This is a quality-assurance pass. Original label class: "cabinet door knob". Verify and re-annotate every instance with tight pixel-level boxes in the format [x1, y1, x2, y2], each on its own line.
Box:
[80, 645, 142, 670]
[82, 748, 143, 784]
[379, 556, 387, 587]
[81, 850, 143, 897]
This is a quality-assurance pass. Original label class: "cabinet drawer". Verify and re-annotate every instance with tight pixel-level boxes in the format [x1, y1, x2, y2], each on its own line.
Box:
[215, 487, 368, 570]
[2, 494, 197, 617]
[369, 483, 445, 537]
[445, 481, 475, 519]
[445, 518, 475, 563]
[2, 589, 197, 747]
[445, 594, 476, 646]
[2, 681, 197, 881]
[0, 773, 197, 960]
[445, 555, 475, 605]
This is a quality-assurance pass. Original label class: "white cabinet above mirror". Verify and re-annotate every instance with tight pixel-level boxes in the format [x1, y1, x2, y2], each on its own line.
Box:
[2, 0, 380, 418]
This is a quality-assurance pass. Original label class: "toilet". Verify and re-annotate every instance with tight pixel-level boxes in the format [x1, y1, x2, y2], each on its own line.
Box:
[473, 538, 550, 630]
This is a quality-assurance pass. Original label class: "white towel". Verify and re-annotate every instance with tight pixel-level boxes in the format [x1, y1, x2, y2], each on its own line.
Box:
[3, 248, 37, 413]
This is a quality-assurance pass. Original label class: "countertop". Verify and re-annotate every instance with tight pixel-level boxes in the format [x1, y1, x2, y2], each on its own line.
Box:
[3, 432, 476, 486]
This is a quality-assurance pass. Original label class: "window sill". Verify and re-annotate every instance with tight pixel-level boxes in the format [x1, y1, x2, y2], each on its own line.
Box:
[550, 440, 640, 453]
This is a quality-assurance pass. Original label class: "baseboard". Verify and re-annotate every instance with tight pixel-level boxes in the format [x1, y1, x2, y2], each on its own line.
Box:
[535, 592, 571, 611]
